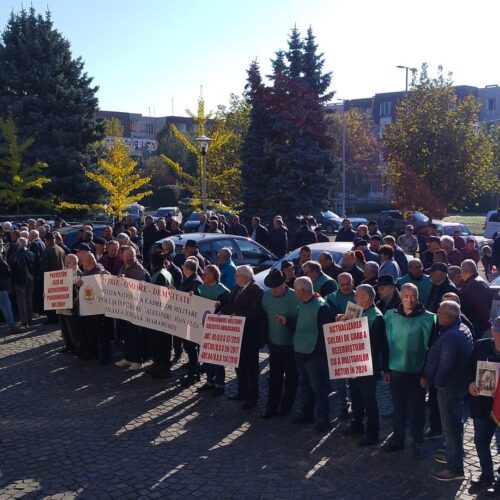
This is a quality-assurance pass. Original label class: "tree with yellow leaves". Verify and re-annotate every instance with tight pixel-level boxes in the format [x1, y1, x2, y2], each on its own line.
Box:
[84, 139, 152, 220]
[0, 116, 51, 213]
[161, 95, 247, 210]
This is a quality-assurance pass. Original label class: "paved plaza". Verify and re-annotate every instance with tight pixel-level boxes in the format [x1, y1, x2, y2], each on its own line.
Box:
[0, 321, 497, 499]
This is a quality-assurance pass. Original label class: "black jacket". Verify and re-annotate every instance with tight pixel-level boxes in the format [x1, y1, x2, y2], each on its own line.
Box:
[180, 273, 203, 294]
[219, 281, 266, 349]
[426, 278, 457, 313]
[251, 225, 269, 247]
[268, 227, 288, 258]
[0, 253, 11, 292]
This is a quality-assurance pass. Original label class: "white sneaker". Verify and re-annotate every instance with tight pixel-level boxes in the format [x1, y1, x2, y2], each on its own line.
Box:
[115, 359, 131, 367]
[127, 362, 143, 371]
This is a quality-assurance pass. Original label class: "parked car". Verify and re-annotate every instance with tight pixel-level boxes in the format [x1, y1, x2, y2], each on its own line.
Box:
[154, 206, 183, 225]
[183, 211, 202, 233]
[378, 210, 429, 234]
[126, 202, 145, 226]
[254, 242, 354, 290]
[295, 212, 368, 234]
[148, 233, 277, 273]
[58, 224, 108, 250]
[433, 220, 491, 248]
[484, 210, 500, 239]
[489, 275, 500, 322]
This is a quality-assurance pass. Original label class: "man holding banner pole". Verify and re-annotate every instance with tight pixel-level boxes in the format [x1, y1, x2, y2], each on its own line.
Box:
[290, 276, 333, 433]
[341, 284, 388, 446]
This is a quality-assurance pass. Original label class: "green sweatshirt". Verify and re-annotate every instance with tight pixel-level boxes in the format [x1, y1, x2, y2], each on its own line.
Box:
[294, 296, 325, 354]
[262, 287, 298, 345]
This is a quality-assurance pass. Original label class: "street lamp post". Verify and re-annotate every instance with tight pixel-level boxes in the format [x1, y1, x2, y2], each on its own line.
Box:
[396, 65, 417, 94]
[194, 135, 212, 214]
[341, 102, 346, 217]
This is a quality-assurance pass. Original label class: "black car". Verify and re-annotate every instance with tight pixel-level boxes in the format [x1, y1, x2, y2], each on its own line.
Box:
[58, 224, 108, 250]
[377, 210, 429, 234]
[148, 233, 277, 273]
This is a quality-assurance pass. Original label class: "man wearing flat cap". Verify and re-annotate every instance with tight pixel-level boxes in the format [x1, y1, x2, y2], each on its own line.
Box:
[261, 269, 299, 419]
[281, 260, 297, 288]
[426, 262, 457, 314]
[422, 236, 442, 270]
[376, 275, 401, 315]
[174, 239, 206, 275]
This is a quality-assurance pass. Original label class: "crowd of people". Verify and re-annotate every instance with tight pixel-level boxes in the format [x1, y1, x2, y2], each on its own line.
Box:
[1, 213, 500, 494]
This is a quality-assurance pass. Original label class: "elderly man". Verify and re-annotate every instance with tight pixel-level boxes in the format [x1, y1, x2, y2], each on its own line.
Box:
[290, 276, 333, 433]
[318, 251, 341, 281]
[368, 234, 382, 255]
[342, 284, 389, 446]
[76, 253, 111, 363]
[291, 219, 317, 249]
[220, 265, 265, 409]
[336, 219, 357, 242]
[99, 240, 121, 275]
[397, 258, 432, 306]
[426, 262, 457, 313]
[217, 247, 236, 289]
[461, 237, 480, 264]
[261, 269, 299, 419]
[341, 250, 364, 287]
[422, 236, 441, 270]
[355, 239, 380, 264]
[376, 275, 400, 314]
[383, 235, 408, 276]
[379, 244, 401, 281]
[175, 239, 206, 273]
[9, 237, 36, 329]
[179, 258, 204, 386]
[228, 214, 249, 237]
[458, 260, 492, 338]
[115, 247, 149, 370]
[281, 260, 296, 288]
[314, 225, 329, 243]
[41, 232, 66, 324]
[398, 225, 419, 256]
[250, 217, 269, 247]
[0, 246, 18, 334]
[382, 283, 436, 459]
[268, 218, 288, 259]
[302, 260, 337, 297]
[441, 235, 464, 267]
[29, 228, 45, 315]
[466, 317, 500, 495]
[423, 301, 473, 481]
[362, 261, 379, 288]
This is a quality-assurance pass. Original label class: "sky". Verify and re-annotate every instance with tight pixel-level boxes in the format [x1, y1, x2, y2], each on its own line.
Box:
[1, 0, 499, 117]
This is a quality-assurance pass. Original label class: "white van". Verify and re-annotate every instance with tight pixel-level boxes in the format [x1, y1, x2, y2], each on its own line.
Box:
[484, 210, 500, 239]
[154, 206, 183, 225]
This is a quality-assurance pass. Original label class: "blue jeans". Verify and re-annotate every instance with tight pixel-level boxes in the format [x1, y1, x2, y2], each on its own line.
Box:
[205, 363, 225, 388]
[0, 291, 16, 330]
[437, 386, 465, 474]
[294, 354, 330, 424]
[473, 416, 500, 478]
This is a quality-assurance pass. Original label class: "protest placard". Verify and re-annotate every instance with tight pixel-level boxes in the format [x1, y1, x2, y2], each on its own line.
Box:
[323, 316, 372, 379]
[476, 361, 500, 397]
[101, 276, 215, 343]
[44, 270, 73, 310]
[198, 314, 245, 368]
[344, 301, 363, 320]
[79, 274, 106, 316]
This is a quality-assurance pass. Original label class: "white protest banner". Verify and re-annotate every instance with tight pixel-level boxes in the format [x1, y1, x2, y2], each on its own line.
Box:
[323, 316, 373, 380]
[101, 276, 215, 343]
[199, 314, 245, 368]
[344, 301, 363, 320]
[79, 275, 106, 316]
[44, 270, 73, 310]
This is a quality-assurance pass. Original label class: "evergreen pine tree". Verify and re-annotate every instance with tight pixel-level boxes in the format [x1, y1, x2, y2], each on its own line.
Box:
[0, 8, 104, 206]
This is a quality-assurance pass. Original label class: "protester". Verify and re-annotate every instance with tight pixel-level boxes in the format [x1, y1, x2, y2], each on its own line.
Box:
[228, 214, 249, 237]
[250, 217, 269, 247]
[268, 218, 288, 259]
[292, 246, 312, 278]
[459, 260, 492, 338]
[378, 245, 401, 281]
[281, 260, 296, 288]
[41, 232, 66, 324]
[447, 265, 463, 289]
[261, 269, 298, 418]
[220, 265, 266, 409]
[290, 276, 333, 433]
[302, 260, 338, 297]
[217, 247, 236, 290]
[441, 235, 464, 267]
[466, 317, 500, 495]
[341, 251, 364, 287]
[361, 261, 379, 288]
[397, 259, 432, 307]
[292, 219, 317, 249]
[397, 225, 418, 256]
[341, 284, 388, 446]
[314, 225, 329, 243]
[426, 263, 457, 313]
[0, 244, 18, 334]
[382, 283, 436, 459]
[461, 238, 480, 264]
[376, 275, 400, 314]
[335, 219, 357, 242]
[318, 251, 341, 281]
[382, 235, 408, 276]
[423, 301, 473, 481]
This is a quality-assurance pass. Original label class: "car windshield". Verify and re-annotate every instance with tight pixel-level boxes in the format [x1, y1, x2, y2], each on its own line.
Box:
[443, 224, 472, 236]
[321, 211, 340, 218]
[156, 208, 173, 217]
[492, 275, 500, 286]
[188, 212, 200, 222]
[412, 211, 428, 221]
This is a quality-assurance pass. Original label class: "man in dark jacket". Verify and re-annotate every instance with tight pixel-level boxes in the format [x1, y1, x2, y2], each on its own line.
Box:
[220, 265, 266, 410]
[341, 284, 389, 446]
[383, 235, 408, 276]
[302, 260, 337, 297]
[142, 215, 159, 258]
[341, 251, 364, 287]
[424, 301, 473, 481]
[335, 219, 357, 242]
[0, 245, 18, 334]
[376, 274, 401, 314]
[458, 259, 492, 338]
[228, 214, 249, 237]
[465, 317, 500, 495]
[41, 232, 66, 324]
[318, 251, 342, 281]
[179, 257, 204, 386]
[250, 217, 269, 247]
[291, 219, 317, 249]
[426, 263, 457, 313]
[314, 225, 329, 243]
[268, 218, 288, 258]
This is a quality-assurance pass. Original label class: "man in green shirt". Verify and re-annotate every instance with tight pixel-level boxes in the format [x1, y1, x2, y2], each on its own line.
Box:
[261, 269, 298, 419]
[302, 260, 338, 297]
